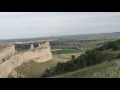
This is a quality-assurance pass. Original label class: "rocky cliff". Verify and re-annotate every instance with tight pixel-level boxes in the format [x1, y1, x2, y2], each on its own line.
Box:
[0, 45, 15, 64]
[0, 42, 52, 78]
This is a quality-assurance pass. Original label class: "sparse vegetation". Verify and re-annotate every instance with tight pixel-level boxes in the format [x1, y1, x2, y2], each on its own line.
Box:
[52, 49, 80, 54]
[42, 49, 104, 77]
[53, 59, 120, 78]
[96, 39, 120, 51]
[42, 39, 120, 78]
[1, 32, 120, 78]
[14, 54, 71, 78]
[0, 45, 5, 49]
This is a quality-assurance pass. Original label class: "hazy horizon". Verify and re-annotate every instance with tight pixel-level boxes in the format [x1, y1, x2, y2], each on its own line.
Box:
[0, 12, 120, 39]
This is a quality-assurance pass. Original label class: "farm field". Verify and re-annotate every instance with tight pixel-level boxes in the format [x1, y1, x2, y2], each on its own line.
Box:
[52, 49, 80, 54]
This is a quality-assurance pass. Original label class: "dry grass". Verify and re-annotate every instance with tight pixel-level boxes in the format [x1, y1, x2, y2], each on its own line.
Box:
[92, 60, 120, 78]
[52, 59, 120, 78]
[60, 52, 84, 59]
[11, 53, 74, 78]
[0, 45, 6, 51]
[14, 60, 58, 78]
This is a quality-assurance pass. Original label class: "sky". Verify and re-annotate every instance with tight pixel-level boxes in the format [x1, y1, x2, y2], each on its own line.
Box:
[0, 12, 120, 39]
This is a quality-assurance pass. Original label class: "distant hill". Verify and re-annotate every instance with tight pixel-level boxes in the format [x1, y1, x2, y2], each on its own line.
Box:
[1, 32, 120, 42]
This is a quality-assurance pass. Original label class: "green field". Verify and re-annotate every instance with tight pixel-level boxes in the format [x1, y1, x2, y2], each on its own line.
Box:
[52, 49, 80, 54]
[60, 52, 84, 59]
[52, 59, 120, 78]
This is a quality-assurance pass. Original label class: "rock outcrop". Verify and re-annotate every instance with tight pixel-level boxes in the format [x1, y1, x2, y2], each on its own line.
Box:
[0, 45, 15, 64]
[0, 42, 52, 78]
[30, 44, 34, 50]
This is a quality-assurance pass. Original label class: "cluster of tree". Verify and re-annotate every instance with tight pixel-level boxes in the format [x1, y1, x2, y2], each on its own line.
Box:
[42, 49, 104, 77]
[96, 39, 120, 51]
[42, 39, 120, 77]
[118, 54, 120, 59]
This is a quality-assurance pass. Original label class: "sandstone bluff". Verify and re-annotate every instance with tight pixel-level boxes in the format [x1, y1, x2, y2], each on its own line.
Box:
[0, 41, 52, 78]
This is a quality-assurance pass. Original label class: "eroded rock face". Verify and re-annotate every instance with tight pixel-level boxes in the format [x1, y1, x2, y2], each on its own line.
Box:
[0, 42, 52, 78]
[0, 45, 15, 64]
[30, 44, 34, 50]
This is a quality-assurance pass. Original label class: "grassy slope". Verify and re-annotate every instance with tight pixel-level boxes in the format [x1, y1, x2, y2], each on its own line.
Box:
[52, 59, 120, 78]
[12, 55, 64, 78]
[12, 49, 120, 78]
[52, 49, 84, 60]
[60, 52, 84, 59]
[52, 49, 80, 54]
[10, 51, 83, 78]
[0, 44, 6, 50]
[14, 59, 58, 78]
[7, 34, 120, 78]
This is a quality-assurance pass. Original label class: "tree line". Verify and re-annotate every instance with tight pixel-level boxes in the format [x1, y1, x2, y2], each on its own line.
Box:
[96, 39, 120, 51]
[42, 39, 120, 77]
